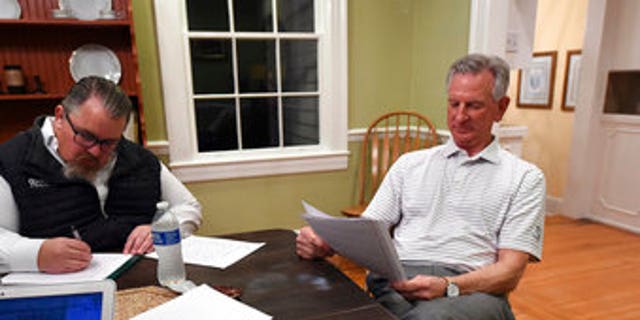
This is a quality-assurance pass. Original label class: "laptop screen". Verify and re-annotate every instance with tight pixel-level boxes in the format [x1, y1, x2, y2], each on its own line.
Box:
[0, 291, 103, 320]
[0, 280, 115, 320]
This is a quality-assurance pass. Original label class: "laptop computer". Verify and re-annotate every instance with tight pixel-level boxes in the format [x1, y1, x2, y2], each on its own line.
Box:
[0, 279, 116, 320]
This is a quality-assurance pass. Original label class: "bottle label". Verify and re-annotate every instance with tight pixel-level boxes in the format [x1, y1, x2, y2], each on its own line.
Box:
[152, 229, 181, 246]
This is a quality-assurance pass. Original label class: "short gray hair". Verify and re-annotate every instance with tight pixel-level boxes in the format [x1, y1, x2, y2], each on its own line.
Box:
[445, 53, 510, 101]
[61, 76, 132, 120]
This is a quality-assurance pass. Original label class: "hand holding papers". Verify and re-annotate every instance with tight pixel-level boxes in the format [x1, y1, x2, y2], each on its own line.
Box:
[301, 201, 406, 281]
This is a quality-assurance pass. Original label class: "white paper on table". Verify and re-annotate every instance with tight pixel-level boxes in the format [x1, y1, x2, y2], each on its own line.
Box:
[131, 284, 272, 320]
[1, 253, 133, 285]
[147, 236, 265, 269]
[302, 201, 407, 281]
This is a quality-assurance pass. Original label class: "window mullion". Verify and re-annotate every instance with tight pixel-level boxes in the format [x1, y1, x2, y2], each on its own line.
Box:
[228, 0, 243, 150]
[233, 37, 243, 150]
[273, 0, 284, 148]
[276, 38, 283, 148]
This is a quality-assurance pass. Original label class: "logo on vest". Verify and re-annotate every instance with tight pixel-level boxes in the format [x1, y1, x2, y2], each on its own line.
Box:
[27, 178, 49, 189]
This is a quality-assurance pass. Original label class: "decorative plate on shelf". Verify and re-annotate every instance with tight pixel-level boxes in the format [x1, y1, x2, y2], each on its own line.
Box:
[69, 44, 121, 84]
[0, 0, 21, 19]
[67, 0, 111, 21]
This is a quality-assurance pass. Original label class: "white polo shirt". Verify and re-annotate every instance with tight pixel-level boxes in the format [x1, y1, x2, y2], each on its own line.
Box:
[362, 139, 546, 272]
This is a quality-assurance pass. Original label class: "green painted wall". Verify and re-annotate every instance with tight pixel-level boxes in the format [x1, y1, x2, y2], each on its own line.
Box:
[348, 0, 414, 128]
[131, 0, 166, 142]
[409, 0, 470, 129]
[131, 0, 469, 235]
[349, 0, 470, 129]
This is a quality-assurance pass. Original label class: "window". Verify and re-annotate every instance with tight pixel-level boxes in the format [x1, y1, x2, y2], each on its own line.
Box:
[154, 0, 348, 182]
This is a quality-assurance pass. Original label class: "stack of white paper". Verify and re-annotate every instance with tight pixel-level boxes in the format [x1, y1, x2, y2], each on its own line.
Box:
[147, 236, 265, 269]
[1, 254, 133, 285]
[131, 284, 272, 320]
[301, 201, 406, 281]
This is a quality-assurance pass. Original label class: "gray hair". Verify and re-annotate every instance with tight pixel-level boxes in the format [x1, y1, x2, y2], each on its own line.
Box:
[61, 76, 132, 120]
[445, 53, 510, 101]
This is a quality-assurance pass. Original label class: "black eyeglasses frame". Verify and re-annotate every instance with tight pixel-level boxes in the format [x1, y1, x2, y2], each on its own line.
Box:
[64, 112, 120, 151]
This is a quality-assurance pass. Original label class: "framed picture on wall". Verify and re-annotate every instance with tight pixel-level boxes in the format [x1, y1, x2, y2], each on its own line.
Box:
[517, 51, 557, 109]
[561, 50, 582, 111]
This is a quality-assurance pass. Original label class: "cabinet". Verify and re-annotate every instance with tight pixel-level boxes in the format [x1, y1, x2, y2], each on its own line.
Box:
[0, 0, 145, 144]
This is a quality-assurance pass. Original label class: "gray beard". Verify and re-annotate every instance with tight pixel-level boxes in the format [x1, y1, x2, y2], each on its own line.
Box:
[62, 152, 115, 182]
[63, 164, 98, 182]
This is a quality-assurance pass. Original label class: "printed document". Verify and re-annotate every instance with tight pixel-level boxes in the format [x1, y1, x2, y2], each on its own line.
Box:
[147, 236, 265, 269]
[132, 284, 272, 320]
[1, 253, 133, 285]
[301, 201, 406, 281]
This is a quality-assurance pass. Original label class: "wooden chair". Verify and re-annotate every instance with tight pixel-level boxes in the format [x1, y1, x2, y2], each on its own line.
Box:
[342, 111, 438, 217]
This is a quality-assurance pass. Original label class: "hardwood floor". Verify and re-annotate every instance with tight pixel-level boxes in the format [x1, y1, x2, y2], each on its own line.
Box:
[327, 215, 640, 319]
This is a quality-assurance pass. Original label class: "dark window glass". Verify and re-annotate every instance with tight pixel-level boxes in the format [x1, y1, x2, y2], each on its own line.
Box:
[234, 0, 273, 32]
[281, 40, 317, 92]
[195, 99, 238, 152]
[278, 0, 314, 32]
[190, 39, 234, 94]
[240, 98, 279, 149]
[604, 71, 640, 115]
[186, 0, 229, 31]
[283, 96, 319, 146]
[237, 40, 277, 93]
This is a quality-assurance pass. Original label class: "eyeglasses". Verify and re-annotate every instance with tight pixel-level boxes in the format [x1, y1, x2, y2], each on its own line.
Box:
[64, 112, 120, 151]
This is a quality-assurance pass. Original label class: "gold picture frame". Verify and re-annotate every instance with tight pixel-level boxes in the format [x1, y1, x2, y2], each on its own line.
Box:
[561, 50, 582, 111]
[517, 51, 557, 109]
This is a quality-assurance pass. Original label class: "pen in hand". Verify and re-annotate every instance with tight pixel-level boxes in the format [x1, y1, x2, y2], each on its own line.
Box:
[71, 225, 82, 241]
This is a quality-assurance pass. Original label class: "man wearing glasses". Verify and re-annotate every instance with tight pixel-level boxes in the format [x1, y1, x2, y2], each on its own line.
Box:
[0, 76, 202, 274]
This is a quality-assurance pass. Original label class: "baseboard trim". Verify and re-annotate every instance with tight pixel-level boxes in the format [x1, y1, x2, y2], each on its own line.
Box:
[589, 216, 640, 234]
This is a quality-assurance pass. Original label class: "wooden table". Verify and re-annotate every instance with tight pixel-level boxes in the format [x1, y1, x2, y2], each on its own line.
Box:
[116, 229, 396, 319]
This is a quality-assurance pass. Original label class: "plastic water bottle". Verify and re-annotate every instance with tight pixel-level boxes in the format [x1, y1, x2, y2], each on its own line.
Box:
[151, 201, 186, 286]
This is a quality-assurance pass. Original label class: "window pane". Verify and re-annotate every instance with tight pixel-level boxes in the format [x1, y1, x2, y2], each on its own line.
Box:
[240, 98, 279, 149]
[234, 0, 273, 32]
[278, 0, 314, 32]
[283, 96, 319, 146]
[281, 40, 317, 92]
[237, 40, 277, 93]
[187, 0, 229, 31]
[190, 39, 234, 94]
[195, 99, 238, 152]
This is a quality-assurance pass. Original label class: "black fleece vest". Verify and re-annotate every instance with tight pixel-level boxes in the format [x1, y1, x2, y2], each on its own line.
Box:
[0, 117, 161, 251]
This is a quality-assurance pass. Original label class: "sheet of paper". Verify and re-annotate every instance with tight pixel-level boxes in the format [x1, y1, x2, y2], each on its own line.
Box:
[147, 236, 265, 269]
[302, 201, 406, 281]
[1, 253, 133, 285]
[131, 284, 272, 320]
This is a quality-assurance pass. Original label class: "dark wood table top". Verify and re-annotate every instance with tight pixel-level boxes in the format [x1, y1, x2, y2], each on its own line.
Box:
[116, 229, 396, 320]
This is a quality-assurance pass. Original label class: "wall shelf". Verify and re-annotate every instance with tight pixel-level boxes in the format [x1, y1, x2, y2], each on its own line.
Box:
[0, 93, 64, 101]
[0, 19, 130, 27]
[0, 0, 146, 144]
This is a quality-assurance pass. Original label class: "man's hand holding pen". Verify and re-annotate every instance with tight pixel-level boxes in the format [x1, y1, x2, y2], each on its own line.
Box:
[34, 226, 92, 274]
[37, 236, 92, 274]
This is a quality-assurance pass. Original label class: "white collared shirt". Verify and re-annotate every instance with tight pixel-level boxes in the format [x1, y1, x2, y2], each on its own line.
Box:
[362, 139, 546, 272]
[0, 117, 202, 272]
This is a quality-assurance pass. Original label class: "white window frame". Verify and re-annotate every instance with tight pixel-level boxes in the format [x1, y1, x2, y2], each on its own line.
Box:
[153, 0, 348, 182]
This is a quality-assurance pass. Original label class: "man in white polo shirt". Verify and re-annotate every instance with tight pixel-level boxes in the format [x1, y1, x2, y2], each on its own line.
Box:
[296, 53, 545, 320]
